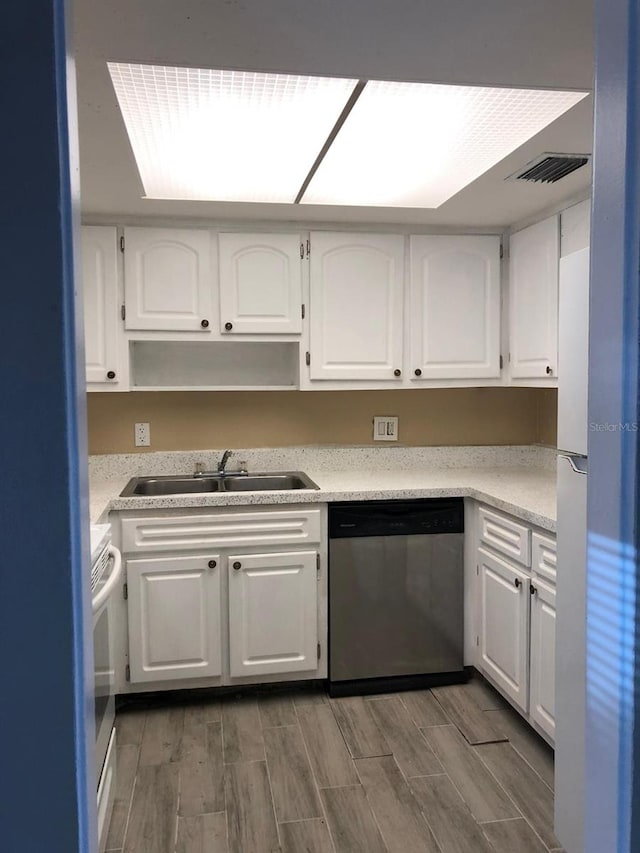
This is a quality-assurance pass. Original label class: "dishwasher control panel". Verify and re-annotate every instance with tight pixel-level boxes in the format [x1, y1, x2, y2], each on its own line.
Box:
[329, 498, 464, 538]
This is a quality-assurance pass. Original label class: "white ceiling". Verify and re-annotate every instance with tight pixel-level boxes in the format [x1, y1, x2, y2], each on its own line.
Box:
[74, 0, 594, 228]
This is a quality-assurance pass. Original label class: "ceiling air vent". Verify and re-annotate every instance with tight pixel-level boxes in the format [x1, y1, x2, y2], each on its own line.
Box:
[507, 153, 590, 184]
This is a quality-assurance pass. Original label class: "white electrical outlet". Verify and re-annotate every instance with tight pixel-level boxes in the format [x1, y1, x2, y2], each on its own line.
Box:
[134, 422, 151, 447]
[373, 416, 399, 441]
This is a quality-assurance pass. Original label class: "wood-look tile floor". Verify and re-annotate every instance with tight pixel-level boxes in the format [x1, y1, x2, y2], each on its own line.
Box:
[106, 676, 565, 853]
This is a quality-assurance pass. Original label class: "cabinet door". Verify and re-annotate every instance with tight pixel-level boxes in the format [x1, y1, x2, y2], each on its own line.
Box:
[409, 236, 501, 379]
[509, 215, 559, 379]
[309, 233, 404, 381]
[228, 551, 318, 677]
[529, 578, 556, 740]
[478, 547, 529, 711]
[123, 227, 213, 331]
[81, 226, 120, 385]
[126, 555, 222, 683]
[219, 233, 303, 334]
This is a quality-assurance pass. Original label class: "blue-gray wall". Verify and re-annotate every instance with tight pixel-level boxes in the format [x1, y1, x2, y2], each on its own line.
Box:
[587, 0, 640, 850]
[0, 2, 95, 851]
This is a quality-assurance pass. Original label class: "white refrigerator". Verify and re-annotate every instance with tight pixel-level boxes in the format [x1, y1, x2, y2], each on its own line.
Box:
[555, 246, 590, 853]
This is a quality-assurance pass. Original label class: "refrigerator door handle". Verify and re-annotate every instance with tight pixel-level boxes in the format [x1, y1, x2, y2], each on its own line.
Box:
[559, 453, 588, 475]
[567, 457, 587, 475]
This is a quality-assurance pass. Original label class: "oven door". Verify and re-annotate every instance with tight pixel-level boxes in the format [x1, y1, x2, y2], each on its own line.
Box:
[93, 594, 115, 787]
[92, 546, 122, 787]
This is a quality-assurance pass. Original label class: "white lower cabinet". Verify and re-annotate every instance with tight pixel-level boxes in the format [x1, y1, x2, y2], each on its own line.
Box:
[475, 504, 557, 743]
[529, 577, 557, 739]
[478, 547, 530, 712]
[119, 506, 325, 690]
[228, 551, 318, 677]
[126, 554, 222, 683]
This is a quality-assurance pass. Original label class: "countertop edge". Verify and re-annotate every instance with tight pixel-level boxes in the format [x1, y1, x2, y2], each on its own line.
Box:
[91, 470, 556, 533]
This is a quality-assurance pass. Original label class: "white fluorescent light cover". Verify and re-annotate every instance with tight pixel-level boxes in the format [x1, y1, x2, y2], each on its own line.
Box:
[107, 63, 357, 203]
[301, 81, 589, 208]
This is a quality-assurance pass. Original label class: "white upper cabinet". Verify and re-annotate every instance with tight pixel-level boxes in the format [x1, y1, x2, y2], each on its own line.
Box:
[509, 215, 559, 380]
[309, 233, 405, 381]
[218, 233, 303, 334]
[409, 236, 501, 380]
[81, 226, 121, 386]
[123, 227, 213, 331]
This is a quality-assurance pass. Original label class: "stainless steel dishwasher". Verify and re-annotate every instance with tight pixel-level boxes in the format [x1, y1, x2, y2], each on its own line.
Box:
[329, 498, 466, 696]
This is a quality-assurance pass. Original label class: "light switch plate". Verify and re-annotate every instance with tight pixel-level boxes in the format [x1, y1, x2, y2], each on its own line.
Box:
[373, 416, 399, 441]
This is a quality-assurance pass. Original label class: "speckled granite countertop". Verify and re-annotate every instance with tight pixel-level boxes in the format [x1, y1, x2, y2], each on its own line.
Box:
[90, 448, 556, 532]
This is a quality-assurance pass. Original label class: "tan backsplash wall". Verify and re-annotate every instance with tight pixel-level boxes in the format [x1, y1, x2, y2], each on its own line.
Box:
[536, 389, 558, 447]
[87, 388, 558, 454]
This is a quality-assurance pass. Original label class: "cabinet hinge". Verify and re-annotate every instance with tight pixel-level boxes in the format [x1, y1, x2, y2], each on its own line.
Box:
[499, 354, 503, 370]
[120, 235, 125, 253]
[123, 582, 128, 600]
[316, 553, 321, 573]
[125, 664, 131, 681]
[300, 242, 304, 259]
[508, 352, 511, 363]
[476, 636, 480, 647]
[305, 351, 311, 366]
[476, 564, 479, 576]
[121, 304, 126, 322]
[317, 642, 321, 660]
[302, 304, 306, 320]
[306, 238, 310, 259]
[499, 242, 504, 259]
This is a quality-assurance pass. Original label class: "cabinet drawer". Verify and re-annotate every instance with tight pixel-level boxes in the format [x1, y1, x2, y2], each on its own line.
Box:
[121, 508, 322, 553]
[532, 532, 557, 584]
[478, 506, 531, 566]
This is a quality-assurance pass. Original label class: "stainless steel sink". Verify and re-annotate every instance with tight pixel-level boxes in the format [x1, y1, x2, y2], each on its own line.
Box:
[120, 471, 319, 497]
[222, 474, 315, 491]
[121, 476, 222, 497]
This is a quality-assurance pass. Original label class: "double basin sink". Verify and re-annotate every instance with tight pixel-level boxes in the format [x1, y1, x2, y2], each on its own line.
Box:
[120, 471, 320, 497]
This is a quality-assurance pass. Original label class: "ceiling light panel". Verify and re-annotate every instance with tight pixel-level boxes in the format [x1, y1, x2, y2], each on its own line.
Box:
[107, 63, 357, 203]
[301, 82, 588, 208]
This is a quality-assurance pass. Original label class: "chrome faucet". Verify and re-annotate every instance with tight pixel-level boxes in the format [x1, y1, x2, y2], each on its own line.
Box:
[193, 450, 247, 478]
[218, 449, 232, 475]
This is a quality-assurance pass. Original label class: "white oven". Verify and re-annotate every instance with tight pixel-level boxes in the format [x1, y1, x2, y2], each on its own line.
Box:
[90, 524, 122, 851]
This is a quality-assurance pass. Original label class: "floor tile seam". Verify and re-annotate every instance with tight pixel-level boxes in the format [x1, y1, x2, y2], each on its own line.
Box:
[346, 756, 394, 853]
[484, 723, 556, 793]
[261, 735, 285, 851]
[506, 740, 555, 793]
[400, 768, 458, 853]
[398, 690, 457, 742]
[471, 742, 554, 846]
[419, 727, 526, 823]
[474, 737, 554, 794]
[221, 700, 267, 765]
[116, 771, 138, 851]
[292, 697, 339, 853]
[480, 814, 554, 852]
